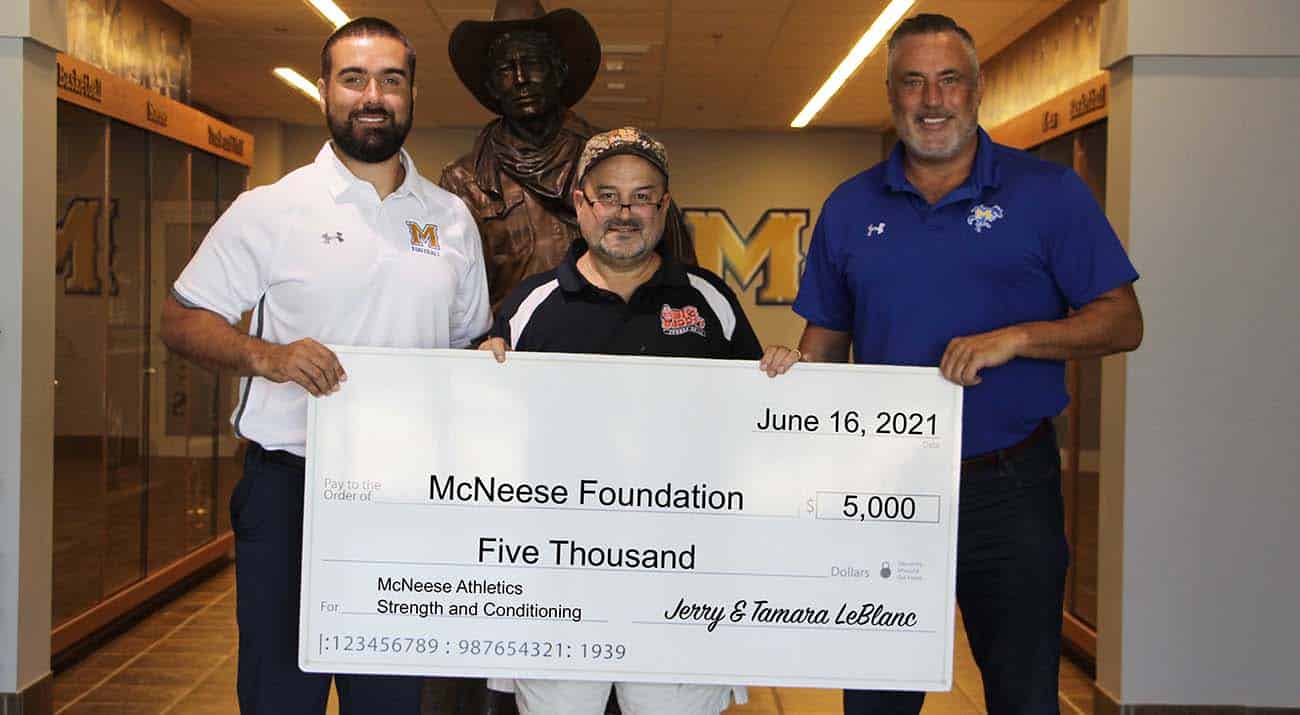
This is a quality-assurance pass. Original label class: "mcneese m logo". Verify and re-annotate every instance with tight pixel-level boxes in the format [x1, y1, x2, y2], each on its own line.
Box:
[685, 209, 809, 305]
[407, 221, 440, 255]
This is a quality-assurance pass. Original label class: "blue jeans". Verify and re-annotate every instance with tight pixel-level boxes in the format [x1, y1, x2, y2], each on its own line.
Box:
[232, 443, 423, 714]
[844, 424, 1069, 715]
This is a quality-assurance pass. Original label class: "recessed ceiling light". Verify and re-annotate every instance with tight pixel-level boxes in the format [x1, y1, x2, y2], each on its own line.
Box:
[274, 67, 321, 103]
[607, 81, 626, 90]
[588, 96, 649, 105]
[304, 0, 349, 29]
[602, 44, 650, 55]
[605, 59, 626, 72]
[791, 0, 914, 128]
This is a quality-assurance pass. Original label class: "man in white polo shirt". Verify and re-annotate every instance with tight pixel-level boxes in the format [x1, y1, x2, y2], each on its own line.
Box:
[161, 17, 489, 714]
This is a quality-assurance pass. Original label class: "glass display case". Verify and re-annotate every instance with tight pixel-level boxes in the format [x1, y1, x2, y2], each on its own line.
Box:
[52, 67, 253, 652]
[1033, 120, 1109, 652]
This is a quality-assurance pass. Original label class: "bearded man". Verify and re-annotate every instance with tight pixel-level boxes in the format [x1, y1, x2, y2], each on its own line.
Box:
[161, 17, 489, 713]
[794, 14, 1142, 714]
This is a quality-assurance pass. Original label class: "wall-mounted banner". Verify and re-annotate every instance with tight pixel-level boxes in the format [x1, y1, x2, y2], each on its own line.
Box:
[299, 348, 962, 690]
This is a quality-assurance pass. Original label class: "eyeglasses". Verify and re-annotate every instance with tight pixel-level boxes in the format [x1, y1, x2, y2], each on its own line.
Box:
[579, 190, 667, 214]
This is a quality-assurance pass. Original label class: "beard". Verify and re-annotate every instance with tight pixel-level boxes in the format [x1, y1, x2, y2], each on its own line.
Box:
[326, 102, 412, 163]
[895, 108, 978, 162]
[588, 217, 659, 264]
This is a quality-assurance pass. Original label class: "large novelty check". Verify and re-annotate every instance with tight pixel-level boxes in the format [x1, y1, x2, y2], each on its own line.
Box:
[299, 347, 962, 691]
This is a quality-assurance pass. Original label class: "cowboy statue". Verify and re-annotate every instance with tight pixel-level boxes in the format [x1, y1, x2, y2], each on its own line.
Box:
[436, 4, 694, 712]
[440, 0, 695, 311]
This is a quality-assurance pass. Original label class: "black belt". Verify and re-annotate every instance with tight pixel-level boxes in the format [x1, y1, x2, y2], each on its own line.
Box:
[249, 442, 306, 470]
[960, 420, 1051, 474]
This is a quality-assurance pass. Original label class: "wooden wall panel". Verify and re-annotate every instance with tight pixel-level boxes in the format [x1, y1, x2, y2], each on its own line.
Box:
[57, 53, 254, 166]
[986, 72, 1108, 150]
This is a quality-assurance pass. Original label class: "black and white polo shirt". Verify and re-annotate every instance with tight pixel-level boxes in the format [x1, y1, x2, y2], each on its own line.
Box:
[490, 240, 762, 360]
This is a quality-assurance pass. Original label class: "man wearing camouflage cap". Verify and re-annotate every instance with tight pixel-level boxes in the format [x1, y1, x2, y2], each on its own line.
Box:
[479, 127, 799, 714]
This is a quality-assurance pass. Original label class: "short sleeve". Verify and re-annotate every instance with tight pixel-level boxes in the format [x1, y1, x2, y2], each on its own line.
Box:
[1045, 170, 1140, 308]
[792, 207, 852, 331]
[172, 191, 274, 324]
[487, 311, 512, 346]
[448, 200, 492, 348]
[485, 272, 551, 351]
[722, 284, 763, 360]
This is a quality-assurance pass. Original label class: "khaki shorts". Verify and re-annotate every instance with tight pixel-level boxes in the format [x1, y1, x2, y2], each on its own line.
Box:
[492, 679, 743, 715]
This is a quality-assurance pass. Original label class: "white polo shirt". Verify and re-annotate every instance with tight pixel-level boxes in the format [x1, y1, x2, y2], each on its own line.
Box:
[174, 142, 490, 456]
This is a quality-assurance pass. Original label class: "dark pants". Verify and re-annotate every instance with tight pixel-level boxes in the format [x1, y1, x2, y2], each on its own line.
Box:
[844, 424, 1069, 715]
[232, 443, 423, 714]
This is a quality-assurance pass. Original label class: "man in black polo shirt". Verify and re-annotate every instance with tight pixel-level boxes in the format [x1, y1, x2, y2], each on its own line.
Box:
[481, 127, 797, 370]
[479, 127, 797, 714]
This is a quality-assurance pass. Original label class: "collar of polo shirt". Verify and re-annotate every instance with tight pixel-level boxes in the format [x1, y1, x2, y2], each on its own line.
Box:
[884, 127, 1002, 201]
[317, 144, 429, 209]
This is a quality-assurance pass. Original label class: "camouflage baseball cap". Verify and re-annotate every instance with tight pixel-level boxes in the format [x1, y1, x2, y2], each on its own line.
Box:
[576, 127, 669, 185]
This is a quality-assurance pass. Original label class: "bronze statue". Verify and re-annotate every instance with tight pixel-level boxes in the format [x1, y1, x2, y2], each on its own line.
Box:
[441, 0, 694, 310]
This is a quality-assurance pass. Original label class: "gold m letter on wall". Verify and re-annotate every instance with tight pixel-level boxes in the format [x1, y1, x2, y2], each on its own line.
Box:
[685, 209, 809, 305]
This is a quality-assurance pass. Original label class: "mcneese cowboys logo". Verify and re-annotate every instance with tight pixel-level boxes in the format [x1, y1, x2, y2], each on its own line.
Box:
[967, 204, 1004, 233]
[660, 304, 707, 337]
[407, 221, 440, 255]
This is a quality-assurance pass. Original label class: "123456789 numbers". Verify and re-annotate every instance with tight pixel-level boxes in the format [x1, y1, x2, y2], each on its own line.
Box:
[318, 635, 628, 660]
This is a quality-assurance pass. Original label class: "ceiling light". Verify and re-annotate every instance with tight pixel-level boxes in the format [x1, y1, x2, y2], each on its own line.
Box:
[607, 81, 626, 90]
[605, 59, 626, 72]
[790, 0, 914, 128]
[588, 96, 648, 105]
[304, 0, 349, 29]
[602, 44, 650, 55]
[274, 67, 321, 103]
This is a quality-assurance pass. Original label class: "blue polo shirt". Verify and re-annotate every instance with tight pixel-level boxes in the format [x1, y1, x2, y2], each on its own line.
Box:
[793, 128, 1138, 457]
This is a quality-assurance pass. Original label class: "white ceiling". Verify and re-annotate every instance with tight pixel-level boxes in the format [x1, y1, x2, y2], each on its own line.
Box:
[165, 0, 1067, 130]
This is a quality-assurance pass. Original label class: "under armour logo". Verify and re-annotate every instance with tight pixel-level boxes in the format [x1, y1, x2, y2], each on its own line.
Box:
[866, 222, 886, 237]
[321, 231, 344, 244]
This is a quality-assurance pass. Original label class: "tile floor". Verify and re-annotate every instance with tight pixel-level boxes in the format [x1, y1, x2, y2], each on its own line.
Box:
[52, 563, 1095, 714]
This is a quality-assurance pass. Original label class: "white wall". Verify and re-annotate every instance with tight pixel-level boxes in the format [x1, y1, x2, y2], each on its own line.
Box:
[1101, 1, 1300, 706]
[0, 0, 65, 49]
[1119, 54, 1300, 707]
[1100, 0, 1300, 60]
[0, 36, 57, 696]
[236, 117, 287, 192]
[275, 123, 882, 348]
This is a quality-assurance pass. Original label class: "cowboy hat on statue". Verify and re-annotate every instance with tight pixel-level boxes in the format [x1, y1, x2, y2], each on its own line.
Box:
[438, 0, 695, 312]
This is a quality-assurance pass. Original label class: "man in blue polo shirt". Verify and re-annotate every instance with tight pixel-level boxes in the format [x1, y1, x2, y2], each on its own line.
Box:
[794, 14, 1143, 715]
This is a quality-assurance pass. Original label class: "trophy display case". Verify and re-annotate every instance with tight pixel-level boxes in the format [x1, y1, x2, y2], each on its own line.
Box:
[53, 53, 253, 654]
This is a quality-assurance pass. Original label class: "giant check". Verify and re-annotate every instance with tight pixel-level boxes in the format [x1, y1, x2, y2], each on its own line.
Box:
[300, 347, 962, 690]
